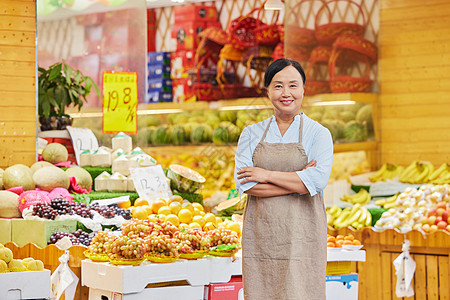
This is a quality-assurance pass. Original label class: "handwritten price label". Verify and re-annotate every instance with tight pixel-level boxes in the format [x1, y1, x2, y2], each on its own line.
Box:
[102, 71, 138, 134]
[66, 126, 99, 165]
[130, 165, 172, 200]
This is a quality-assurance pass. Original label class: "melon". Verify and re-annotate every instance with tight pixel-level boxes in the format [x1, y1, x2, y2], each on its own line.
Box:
[0, 190, 21, 218]
[0, 168, 3, 189]
[26, 259, 44, 271]
[183, 122, 199, 140]
[151, 125, 171, 145]
[320, 119, 338, 142]
[219, 110, 237, 123]
[256, 110, 273, 123]
[0, 247, 13, 263]
[216, 194, 247, 217]
[344, 121, 368, 142]
[356, 104, 373, 133]
[8, 259, 26, 272]
[42, 143, 68, 164]
[33, 166, 70, 192]
[3, 165, 35, 190]
[65, 167, 92, 190]
[171, 125, 188, 145]
[173, 112, 190, 124]
[205, 113, 221, 129]
[167, 164, 205, 194]
[191, 124, 212, 144]
[30, 161, 55, 174]
[339, 111, 356, 123]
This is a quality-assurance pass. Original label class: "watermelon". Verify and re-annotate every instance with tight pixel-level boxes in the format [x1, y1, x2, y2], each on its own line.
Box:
[167, 164, 206, 193]
[344, 121, 367, 142]
[191, 124, 212, 144]
[205, 113, 221, 128]
[339, 111, 356, 123]
[219, 110, 237, 123]
[212, 126, 230, 145]
[151, 125, 171, 145]
[356, 104, 373, 133]
[216, 194, 247, 217]
[171, 125, 188, 145]
[320, 119, 338, 142]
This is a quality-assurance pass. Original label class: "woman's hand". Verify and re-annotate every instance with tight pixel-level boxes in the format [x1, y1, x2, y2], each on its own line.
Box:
[237, 167, 271, 184]
[302, 160, 317, 171]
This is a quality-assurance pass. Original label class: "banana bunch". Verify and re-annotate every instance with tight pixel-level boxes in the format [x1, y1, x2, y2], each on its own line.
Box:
[340, 188, 371, 205]
[369, 163, 404, 182]
[374, 193, 399, 209]
[428, 163, 450, 184]
[399, 161, 434, 184]
[327, 204, 372, 230]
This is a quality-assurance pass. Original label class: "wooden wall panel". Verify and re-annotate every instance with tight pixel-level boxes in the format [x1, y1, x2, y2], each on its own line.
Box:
[0, 0, 36, 169]
[379, 0, 450, 166]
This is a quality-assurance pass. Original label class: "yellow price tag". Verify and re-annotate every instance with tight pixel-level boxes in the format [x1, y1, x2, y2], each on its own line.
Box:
[102, 71, 138, 134]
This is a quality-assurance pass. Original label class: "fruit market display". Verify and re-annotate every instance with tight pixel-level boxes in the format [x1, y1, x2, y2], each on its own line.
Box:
[369, 161, 450, 185]
[374, 193, 399, 209]
[0, 243, 45, 272]
[340, 188, 371, 205]
[84, 218, 240, 265]
[326, 234, 362, 248]
[327, 204, 372, 230]
[374, 184, 450, 233]
[48, 229, 92, 246]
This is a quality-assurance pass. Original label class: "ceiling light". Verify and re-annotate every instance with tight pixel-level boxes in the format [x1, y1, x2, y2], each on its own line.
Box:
[264, 0, 284, 10]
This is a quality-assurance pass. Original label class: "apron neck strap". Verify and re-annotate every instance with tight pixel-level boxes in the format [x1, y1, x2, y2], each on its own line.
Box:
[298, 114, 303, 144]
[260, 116, 273, 143]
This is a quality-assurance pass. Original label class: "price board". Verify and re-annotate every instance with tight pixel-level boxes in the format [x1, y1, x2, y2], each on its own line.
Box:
[66, 126, 99, 165]
[102, 71, 138, 134]
[129, 165, 172, 200]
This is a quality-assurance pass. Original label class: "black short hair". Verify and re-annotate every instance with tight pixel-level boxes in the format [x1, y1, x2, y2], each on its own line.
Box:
[264, 58, 306, 88]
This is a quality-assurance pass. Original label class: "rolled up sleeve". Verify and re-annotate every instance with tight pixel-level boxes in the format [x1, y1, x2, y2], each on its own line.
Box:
[234, 127, 258, 196]
[296, 127, 333, 196]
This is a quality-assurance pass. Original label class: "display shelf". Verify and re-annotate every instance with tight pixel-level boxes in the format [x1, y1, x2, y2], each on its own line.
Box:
[67, 93, 377, 117]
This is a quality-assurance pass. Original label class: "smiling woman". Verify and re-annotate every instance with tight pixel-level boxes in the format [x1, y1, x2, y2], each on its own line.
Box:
[235, 58, 334, 300]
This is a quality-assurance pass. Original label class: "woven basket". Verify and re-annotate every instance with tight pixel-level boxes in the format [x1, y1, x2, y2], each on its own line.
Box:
[285, 45, 312, 62]
[329, 35, 375, 93]
[305, 46, 332, 95]
[315, 0, 366, 45]
[193, 82, 223, 101]
[278, 25, 284, 43]
[272, 42, 284, 61]
[242, 45, 274, 72]
[254, 8, 280, 46]
[285, 0, 329, 47]
[228, 5, 264, 51]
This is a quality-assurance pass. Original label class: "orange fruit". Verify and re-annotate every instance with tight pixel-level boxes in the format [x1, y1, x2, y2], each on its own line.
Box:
[192, 202, 204, 212]
[327, 242, 335, 248]
[353, 239, 361, 245]
[148, 214, 158, 222]
[179, 223, 189, 230]
[343, 240, 353, 245]
[216, 217, 223, 224]
[168, 195, 183, 204]
[327, 236, 336, 243]
[336, 235, 345, 241]
[142, 205, 153, 216]
[336, 240, 344, 248]
[226, 222, 241, 236]
[158, 206, 171, 216]
[178, 209, 193, 223]
[118, 199, 131, 209]
[134, 198, 149, 207]
[151, 199, 167, 214]
[344, 234, 354, 241]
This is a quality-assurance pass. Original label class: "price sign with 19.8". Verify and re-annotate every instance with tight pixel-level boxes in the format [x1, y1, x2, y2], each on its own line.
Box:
[102, 71, 138, 134]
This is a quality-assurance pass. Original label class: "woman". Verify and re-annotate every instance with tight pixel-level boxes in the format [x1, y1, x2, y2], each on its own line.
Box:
[235, 58, 333, 300]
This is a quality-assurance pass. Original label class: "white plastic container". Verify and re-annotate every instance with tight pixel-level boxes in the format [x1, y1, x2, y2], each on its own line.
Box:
[0, 269, 51, 299]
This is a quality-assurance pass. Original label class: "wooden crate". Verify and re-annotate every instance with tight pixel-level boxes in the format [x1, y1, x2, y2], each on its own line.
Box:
[328, 228, 450, 300]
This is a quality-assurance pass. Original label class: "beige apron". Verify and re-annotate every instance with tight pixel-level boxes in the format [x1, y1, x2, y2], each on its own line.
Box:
[242, 115, 327, 300]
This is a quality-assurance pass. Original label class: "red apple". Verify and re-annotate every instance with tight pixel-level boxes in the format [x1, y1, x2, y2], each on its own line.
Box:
[430, 224, 438, 234]
[442, 210, 449, 221]
[428, 209, 437, 217]
[428, 216, 437, 225]
[422, 224, 430, 233]
[437, 208, 445, 216]
[437, 221, 447, 230]
[436, 202, 447, 210]
[446, 224, 450, 232]
[435, 216, 443, 225]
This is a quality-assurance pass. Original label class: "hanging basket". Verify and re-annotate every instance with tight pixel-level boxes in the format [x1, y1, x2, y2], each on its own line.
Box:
[228, 5, 265, 51]
[278, 25, 284, 43]
[285, 0, 330, 47]
[193, 82, 223, 101]
[272, 42, 284, 61]
[315, 0, 366, 45]
[328, 34, 376, 93]
[242, 45, 273, 72]
[254, 8, 280, 46]
[305, 46, 332, 96]
[198, 27, 228, 46]
[285, 46, 312, 62]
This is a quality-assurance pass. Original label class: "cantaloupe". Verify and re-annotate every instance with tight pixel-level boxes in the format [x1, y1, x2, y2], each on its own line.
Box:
[42, 143, 68, 164]
[65, 167, 92, 190]
[30, 161, 55, 174]
[3, 165, 35, 190]
[33, 166, 70, 192]
[0, 190, 21, 218]
[0, 168, 3, 190]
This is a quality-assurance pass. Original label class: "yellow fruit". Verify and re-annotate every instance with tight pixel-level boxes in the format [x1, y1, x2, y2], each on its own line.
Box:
[134, 198, 149, 207]
[8, 259, 26, 272]
[118, 199, 131, 209]
[203, 222, 217, 231]
[216, 217, 223, 224]
[158, 206, 171, 216]
[178, 209, 193, 223]
[129, 206, 136, 215]
[179, 223, 189, 230]
[0, 260, 7, 272]
[199, 211, 205, 216]
[226, 222, 241, 236]
[168, 195, 183, 204]
[21, 257, 34, 268]
[165, 214, 180, 227]
[169, 202, 182, 215]
[192, 202, 204, 212]
[188, 222, 202, 230]
[204, 213, 217, 224]
[142, 205, 153, 216]
[193, 208, 202, 216]
[152, 199, 167, 214]
[148, 214, 158, 222]
[27, 260, 44, 271]
[192, 215, 206, 228]
[132, 206, 148, 220]
[182, 203, 195, 214]
[0, 247, 13, 263]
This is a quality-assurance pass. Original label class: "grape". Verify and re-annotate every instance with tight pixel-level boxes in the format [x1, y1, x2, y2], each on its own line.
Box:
[48, 230, 92, 247]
